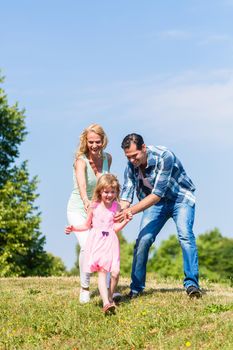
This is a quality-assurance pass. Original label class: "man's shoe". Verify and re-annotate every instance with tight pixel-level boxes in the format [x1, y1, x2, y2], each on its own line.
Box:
[128, 290, 143, 299]
[186, 285, 202, 298]
[112, 292, 122, 302]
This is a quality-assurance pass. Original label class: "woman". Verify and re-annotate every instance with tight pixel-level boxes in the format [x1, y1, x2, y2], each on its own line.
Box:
[67, 124, 112, 303]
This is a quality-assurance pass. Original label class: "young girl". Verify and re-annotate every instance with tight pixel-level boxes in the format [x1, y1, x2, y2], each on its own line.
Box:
[65, 174, 132, 314]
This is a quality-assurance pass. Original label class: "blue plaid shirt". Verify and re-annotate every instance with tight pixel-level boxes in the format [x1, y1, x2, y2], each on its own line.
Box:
[121, 145, 196, 206]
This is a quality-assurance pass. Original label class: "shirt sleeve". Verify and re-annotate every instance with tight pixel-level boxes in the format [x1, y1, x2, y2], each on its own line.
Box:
[151, 150, 174, 198]
[120, 163, 135, 203]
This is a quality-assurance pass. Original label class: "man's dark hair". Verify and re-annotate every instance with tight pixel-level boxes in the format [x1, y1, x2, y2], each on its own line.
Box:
[121, 133, 144, 150]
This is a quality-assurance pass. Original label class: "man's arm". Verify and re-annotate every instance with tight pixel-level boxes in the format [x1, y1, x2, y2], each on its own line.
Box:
[120, 200, 130, 210]
[115, 194, 161, 222]
[129, 193, 161, 215]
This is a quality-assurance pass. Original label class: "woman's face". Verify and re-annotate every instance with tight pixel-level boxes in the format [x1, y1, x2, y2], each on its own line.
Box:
[86, 131, 103, 156]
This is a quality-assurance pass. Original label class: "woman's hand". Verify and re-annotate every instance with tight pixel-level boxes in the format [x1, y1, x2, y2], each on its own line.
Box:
[83, 198, 91, 211]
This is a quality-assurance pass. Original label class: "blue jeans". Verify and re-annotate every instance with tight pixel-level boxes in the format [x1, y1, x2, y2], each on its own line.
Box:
[130, 199, 199, 292]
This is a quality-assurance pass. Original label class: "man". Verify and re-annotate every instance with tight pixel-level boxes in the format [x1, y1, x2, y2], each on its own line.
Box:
[115, 133, 201, 298]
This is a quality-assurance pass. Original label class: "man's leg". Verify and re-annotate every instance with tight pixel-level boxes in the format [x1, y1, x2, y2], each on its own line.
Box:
[172, 203, 200, 291]
[130, 201, 168, 294]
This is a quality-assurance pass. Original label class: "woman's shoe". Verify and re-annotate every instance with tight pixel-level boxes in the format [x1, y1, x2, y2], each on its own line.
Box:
[79, 289, 90, 303]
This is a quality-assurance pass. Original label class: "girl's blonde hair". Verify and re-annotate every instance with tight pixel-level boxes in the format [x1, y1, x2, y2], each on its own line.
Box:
[75, 124, 108, 159]
[92, 174, 120, 202]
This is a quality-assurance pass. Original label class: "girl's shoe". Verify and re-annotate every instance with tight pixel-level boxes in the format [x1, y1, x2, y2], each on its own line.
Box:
[102, 303, 116, 314]
[79, 289, 90, 303]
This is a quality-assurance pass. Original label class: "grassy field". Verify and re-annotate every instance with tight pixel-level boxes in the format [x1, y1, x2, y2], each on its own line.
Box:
[0, 276, 233, 350]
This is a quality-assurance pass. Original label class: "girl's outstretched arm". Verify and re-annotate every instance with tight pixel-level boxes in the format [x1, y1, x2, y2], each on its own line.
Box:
[65, 208, 93, 234]
[113, 208, 133, 233]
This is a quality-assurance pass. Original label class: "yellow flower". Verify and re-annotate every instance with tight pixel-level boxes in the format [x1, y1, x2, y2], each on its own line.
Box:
[185, 341, 191, 347]
[141, 311, 147, 316]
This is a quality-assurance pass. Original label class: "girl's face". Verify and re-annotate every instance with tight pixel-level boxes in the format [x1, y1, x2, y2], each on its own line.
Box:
[86, 131, 103, 157]
[101, 187, 117, 206]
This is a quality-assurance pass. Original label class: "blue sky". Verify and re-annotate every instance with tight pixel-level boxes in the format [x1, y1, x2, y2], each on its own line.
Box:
[1, 0, 233, 269]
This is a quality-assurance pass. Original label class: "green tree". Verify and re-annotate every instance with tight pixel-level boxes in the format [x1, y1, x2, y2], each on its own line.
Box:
[43, 253, 67, 276]
[118, 231, 134, 276]
[197, 228, 233, 281]
[147, 228, 233, 282]
[0, 80, 27, 185]
[147, 234, 183, 279]
[69, 244, 80, 276]
[0, 74, 65, 276]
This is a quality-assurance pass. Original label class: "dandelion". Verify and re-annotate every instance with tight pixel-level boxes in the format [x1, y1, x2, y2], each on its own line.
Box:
[185, 341, 191, 347]
[141, 311, 148, 316]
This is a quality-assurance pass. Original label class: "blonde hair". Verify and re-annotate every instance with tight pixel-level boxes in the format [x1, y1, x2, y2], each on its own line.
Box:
[75, 124, 108, 159]
[92, 174, 120, 202]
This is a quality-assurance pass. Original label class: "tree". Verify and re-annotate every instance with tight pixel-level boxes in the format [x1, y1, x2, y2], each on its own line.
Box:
[147, 228, 233, 282]
[197, 228, 233, 281]
[147, 234, 183, 279]
[0, 78, 27, 186]
[118, 231, 134, 276]
[69, 244, 80, 276]
[42, 253, 67, 276]
[0, 74, 65, 276]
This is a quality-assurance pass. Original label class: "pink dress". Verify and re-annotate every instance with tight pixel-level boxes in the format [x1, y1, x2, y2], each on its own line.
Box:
[83, 201, 120, 273]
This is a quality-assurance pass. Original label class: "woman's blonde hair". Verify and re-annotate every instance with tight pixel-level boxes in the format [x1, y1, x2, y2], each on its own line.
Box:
[75, 124, 108, 159]
[92, 174, 120, 202]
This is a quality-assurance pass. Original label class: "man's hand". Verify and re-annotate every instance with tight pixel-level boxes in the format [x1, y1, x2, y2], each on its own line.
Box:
[124, 210, 133, 223]
[114, 200, 131, 222]
[114, 208, 133, 223]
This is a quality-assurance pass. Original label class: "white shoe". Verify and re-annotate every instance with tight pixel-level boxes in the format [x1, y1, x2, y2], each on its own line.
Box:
[79, 289, 90, 303]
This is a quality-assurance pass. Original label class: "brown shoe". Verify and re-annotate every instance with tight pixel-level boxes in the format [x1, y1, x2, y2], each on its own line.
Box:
[102, 303, 116, 314]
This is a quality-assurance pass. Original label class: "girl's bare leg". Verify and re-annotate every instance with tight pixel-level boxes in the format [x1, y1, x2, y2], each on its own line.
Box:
[108, 272, 119, 302]
[98, 271, 110, 307]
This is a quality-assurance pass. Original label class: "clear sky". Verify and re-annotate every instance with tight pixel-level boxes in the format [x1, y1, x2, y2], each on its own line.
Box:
[1, 0, 233, 269]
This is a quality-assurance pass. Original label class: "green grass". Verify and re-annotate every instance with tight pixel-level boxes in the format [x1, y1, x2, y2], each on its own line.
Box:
[0, 275, 233, 349]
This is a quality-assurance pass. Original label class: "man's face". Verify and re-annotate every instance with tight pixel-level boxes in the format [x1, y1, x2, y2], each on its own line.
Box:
[124, 143, 147, 168]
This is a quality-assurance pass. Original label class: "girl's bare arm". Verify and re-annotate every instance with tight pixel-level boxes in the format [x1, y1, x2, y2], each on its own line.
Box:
[65, 208, 93, 234]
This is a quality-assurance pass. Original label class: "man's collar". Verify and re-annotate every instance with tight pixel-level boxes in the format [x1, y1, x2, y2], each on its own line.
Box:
[146, 146, 156, 167]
